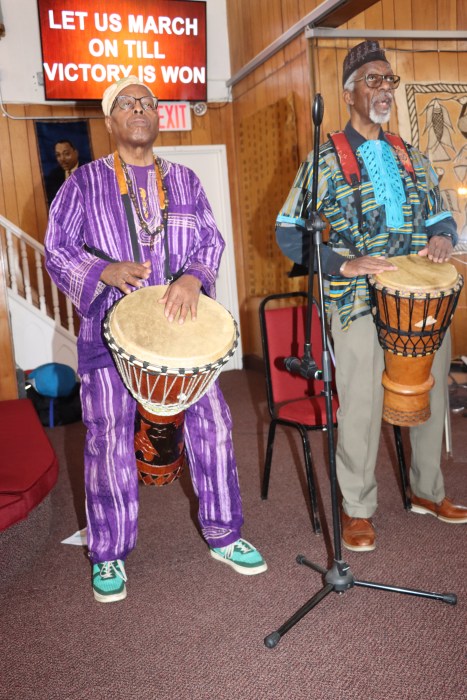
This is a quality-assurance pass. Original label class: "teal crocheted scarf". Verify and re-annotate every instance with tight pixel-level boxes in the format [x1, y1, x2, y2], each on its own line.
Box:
[358, 140, 406, 228]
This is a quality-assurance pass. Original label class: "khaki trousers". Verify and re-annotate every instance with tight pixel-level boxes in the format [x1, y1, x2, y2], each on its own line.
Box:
[330, 311, 450, 518]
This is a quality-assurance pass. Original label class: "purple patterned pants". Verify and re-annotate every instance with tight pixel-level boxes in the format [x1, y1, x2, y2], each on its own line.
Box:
[80, 365, 244, 563]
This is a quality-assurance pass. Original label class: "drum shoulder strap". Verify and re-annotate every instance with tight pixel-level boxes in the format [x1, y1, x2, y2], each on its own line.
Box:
[328, 130, 416, 186]
[328, 131, 361, 188]
[384, 132, 416, 181]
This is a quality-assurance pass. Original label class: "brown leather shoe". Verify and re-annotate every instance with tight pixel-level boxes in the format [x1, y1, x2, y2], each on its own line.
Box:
[410, 495, 467, 524]
[341, 512, 376, 551]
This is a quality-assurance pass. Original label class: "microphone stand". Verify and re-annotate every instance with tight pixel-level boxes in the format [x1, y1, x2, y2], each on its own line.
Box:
[264, 94, 457, 649]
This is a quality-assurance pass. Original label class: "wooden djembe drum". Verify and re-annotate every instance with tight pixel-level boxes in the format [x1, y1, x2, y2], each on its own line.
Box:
[103, 286, 239, 485]
[368, 254, 463, 426]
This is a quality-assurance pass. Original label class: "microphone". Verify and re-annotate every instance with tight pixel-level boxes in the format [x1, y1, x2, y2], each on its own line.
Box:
[284, 355, 303, 374]
[284, 353, 323, 380]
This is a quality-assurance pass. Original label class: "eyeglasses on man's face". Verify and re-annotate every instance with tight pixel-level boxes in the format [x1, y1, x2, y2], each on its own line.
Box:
[111, 94, 159, 113]
[354, 73, 401, 89]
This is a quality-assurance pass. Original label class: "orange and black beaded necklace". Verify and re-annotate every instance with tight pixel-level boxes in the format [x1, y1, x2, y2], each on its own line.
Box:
[114, 152, 175, 281]
[114, 152, 168, 237]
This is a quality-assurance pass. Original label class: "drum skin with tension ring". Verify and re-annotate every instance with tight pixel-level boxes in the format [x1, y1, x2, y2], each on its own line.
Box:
[368, 254, 463, 427]
[103, 286, 239, 485]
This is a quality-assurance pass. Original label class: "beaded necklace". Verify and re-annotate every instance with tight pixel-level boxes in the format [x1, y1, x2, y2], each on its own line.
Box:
[113, 151, 168, 237]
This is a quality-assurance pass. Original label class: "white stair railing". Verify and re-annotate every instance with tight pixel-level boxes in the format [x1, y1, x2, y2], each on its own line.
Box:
[0, 214, 76, 334]
[0, 214, 78, 371]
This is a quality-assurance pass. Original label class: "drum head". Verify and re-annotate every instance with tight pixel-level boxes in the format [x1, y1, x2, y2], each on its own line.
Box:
[373, 254, 459, 293]
[108, 286, 237, 369]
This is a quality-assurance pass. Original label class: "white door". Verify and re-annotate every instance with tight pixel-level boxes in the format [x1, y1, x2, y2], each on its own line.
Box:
[154, 144, 242, 370]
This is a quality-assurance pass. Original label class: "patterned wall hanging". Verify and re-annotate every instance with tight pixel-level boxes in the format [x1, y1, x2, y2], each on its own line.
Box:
[395, 82, 467, 251]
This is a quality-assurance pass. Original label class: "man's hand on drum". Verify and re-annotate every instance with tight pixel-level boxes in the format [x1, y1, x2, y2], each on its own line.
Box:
[340, 255, 398, 278]
[100, 260, 152, 294]
[159, 274, 202, 324]
[418, 235, 453, 264]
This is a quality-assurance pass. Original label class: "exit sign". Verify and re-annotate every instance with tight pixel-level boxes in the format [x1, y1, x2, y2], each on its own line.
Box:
[158, 101, 192, 131]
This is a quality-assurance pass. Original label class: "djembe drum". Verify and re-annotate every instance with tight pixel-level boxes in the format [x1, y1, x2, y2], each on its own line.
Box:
[368, 254, 463, 426]
[103, 286, 239, 485]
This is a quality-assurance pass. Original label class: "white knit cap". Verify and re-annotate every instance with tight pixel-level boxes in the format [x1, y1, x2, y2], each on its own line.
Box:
[101, 76, 155, 116]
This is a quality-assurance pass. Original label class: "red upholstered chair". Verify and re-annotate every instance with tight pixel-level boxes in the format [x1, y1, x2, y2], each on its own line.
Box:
[0, 399, 59, 532]
[259, 292, 339, 534]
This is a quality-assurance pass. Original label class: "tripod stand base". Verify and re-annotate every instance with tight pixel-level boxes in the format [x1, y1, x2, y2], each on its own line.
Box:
[264, 555, 457, 648]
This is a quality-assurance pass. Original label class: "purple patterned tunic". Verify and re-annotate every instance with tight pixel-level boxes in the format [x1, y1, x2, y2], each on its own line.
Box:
[45, 154, 243, 562]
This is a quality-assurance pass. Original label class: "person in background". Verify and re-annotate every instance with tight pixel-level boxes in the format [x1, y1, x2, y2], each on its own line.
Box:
[276, 40, 467, 553]
[45, 76, 267, 603]
[45, 140, 83, 205]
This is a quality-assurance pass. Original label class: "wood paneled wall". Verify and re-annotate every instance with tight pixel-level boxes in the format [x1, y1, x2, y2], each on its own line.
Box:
[226, 0, 467, 358]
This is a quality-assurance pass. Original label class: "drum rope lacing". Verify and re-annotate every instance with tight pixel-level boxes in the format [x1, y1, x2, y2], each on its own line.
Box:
[370, 278, 463, 357]
[103, 311, 240, 416]
[115, 353, 235, 416]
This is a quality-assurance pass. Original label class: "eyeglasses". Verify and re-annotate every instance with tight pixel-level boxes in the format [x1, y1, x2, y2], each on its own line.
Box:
[111, 94, 159, 113]
[354, 74, 401, 90]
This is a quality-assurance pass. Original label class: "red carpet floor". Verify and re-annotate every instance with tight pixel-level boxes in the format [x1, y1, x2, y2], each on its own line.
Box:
[0, 368, 466, 700]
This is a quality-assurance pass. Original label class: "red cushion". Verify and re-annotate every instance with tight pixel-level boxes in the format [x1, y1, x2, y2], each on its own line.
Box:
[0, 399, 59, 531]
[0, 492, 27, 529]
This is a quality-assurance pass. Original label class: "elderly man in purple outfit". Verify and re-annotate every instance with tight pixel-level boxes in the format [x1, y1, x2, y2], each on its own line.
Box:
[45, 76, 267, 603]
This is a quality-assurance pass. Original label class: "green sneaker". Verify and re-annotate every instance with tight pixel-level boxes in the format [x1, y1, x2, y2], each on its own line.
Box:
[92, 559, 127, 603]
[210, 538, 267, 575]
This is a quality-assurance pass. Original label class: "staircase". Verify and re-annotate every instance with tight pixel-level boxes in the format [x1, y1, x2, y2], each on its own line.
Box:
[0, 215, 77, 373]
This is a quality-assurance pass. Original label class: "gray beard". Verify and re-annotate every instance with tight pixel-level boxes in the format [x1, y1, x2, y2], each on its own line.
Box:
[370, 103, 392, 124]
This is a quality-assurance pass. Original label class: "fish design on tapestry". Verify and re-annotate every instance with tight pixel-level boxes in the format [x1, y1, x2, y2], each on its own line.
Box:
[421, 98, 455, 162]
